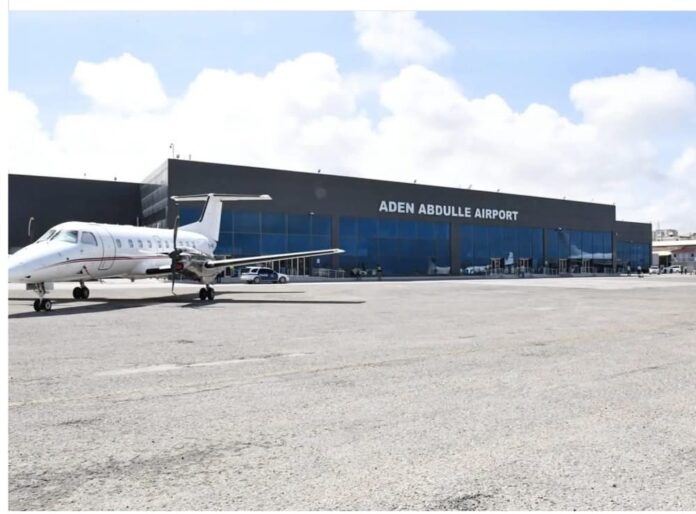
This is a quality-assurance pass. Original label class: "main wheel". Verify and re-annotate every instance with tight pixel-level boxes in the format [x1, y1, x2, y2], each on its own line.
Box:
[33, 299, 42, 312]
[42, 299, 52, 311]
[199, 288, 208, 301]
[279, 276, 287, 284]
[81, 287, 90, 299]
[73, 287, 83, 300]
[207, 288, 215, 301]
[253, 277, 260, 284]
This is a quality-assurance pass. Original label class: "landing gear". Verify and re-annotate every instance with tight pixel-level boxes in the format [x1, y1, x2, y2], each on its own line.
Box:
[72, 285, 90, 300]
[32, 282, 53, 312]
[199, 285, 215, 301]
[33, 299, 52, 312]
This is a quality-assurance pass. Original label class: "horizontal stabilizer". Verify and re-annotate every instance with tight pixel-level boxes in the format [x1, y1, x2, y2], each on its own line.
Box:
[204, 248, 345, 269]
[173, 193, 272, 243]
[171, 193, 271, 203]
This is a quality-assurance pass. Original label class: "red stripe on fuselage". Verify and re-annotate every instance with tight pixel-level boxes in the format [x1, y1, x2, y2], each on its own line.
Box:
[44, 255, 170, 268]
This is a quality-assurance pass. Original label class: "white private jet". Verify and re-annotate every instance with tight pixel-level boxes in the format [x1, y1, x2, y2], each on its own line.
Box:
[9, 193, 344, 312]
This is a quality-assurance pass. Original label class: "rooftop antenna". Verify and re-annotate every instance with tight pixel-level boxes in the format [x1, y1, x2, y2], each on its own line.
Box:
[317, 169, 321, 173]
[169, 143, 175, 158]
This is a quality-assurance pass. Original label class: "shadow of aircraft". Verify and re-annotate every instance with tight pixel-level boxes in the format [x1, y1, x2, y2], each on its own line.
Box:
[8, 291, 365, 319]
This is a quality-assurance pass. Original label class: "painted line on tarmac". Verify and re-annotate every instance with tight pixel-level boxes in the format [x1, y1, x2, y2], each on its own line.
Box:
[94, 352, 311, 376]
[8, 349, 479, 408]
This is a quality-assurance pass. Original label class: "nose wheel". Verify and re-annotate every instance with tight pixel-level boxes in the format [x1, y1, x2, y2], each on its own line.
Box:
[33, 299, 52, 312]
[199, 286, 215, 301]
[72, 286, 90, 300]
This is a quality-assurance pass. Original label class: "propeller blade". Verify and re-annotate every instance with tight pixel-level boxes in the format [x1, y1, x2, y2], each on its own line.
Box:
[171, 215, 180, 295]
[173, 215, 180, 251]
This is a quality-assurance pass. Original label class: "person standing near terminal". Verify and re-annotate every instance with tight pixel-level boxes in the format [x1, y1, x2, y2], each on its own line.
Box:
[377, 264, 383, 280]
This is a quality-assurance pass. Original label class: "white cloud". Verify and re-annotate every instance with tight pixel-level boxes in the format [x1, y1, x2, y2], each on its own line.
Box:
[72, 53, 168, 113]
[354, 12, 451, 65]
[8, 51, 696, 232]
[669, 146, 696, 186]
[570, 67, 696, 138]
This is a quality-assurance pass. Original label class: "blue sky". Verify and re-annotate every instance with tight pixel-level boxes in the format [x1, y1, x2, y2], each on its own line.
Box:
[10, 11, 696, 128]
[7, 11, 696, 230]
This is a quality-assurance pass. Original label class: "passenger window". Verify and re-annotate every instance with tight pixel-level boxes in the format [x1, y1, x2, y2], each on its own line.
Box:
[147, 240, 152, 249]
[81, 232, 98, 246]
[138, 240, 143, 248]
[157, 240, 162, 249]
[165, 241, 169, 249]
[116, 239, 122, 248]
[128, 239, 134, 248]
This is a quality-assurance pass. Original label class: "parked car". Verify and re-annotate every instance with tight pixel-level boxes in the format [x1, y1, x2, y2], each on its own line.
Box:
[648, 265, 660, 274]
[240, 267, 289, 284]
[668, 265, 683, 274]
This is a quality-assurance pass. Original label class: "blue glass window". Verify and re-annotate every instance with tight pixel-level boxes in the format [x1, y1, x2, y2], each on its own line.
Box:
[398, 220, 417, 238]
[180, 207, 200, 225]
[358, 218, 378, 238]
[262, 212, 286, 234]
[288, 234, 313, 252]
[379, 219, 398, 238]
[261, 234, 286, 254]
[312, 215, 331, 235]
[339, 217, 357, 237]
[339, 216, 451, 275]
[235, 211, 260, 233]
[289, 214, 312, 234]
[234, 233, 260, 255]
[216, 233, 234, 255]
[312, 234, 332, 250]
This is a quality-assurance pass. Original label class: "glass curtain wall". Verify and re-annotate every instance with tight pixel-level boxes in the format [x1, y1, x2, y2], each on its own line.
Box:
[179, 208, 332, 264]
[616, 241, 651, 270]
[460, 225, 543, 272]
[339, 216, 450, 275]
[544, 229, 613, 271]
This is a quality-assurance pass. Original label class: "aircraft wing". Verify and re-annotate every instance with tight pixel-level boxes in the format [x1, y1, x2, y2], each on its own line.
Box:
[203, 248, 345, 269]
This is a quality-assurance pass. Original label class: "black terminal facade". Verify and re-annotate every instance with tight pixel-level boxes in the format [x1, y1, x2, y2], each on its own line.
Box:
[9, 159, 652, 275]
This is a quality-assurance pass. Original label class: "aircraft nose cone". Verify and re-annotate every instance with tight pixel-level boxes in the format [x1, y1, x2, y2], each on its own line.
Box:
[8, 255, 31, 282]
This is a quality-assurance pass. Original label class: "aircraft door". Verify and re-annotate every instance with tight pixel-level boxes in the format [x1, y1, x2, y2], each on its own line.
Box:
[96, 227, 117, 271]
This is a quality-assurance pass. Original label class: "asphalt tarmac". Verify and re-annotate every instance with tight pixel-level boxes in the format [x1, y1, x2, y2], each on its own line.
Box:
[8, 275, 696, 510]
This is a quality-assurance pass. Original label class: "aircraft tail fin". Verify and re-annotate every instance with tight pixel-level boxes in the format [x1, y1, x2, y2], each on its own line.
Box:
[172, 193, 272, 245]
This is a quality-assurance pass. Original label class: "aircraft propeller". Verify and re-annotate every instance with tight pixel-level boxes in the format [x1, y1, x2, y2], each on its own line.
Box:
[169, 214, 182, 293]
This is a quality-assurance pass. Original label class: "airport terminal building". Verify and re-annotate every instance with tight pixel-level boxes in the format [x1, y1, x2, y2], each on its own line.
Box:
[9, 159, 652, 276]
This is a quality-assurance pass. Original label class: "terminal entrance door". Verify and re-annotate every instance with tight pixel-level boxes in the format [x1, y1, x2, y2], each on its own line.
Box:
[489, 257, 502, 274]
[518, 257, 530, 273]
[269, 257, 312, 276]
[581, 259, 591, 273]
[559, 258, 568, 273]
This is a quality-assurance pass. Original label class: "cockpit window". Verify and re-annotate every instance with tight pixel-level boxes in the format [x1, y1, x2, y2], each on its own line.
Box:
[81, 232, 98, 246]
[36, 229, 57, 242]
[54, 230, 79, 243]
